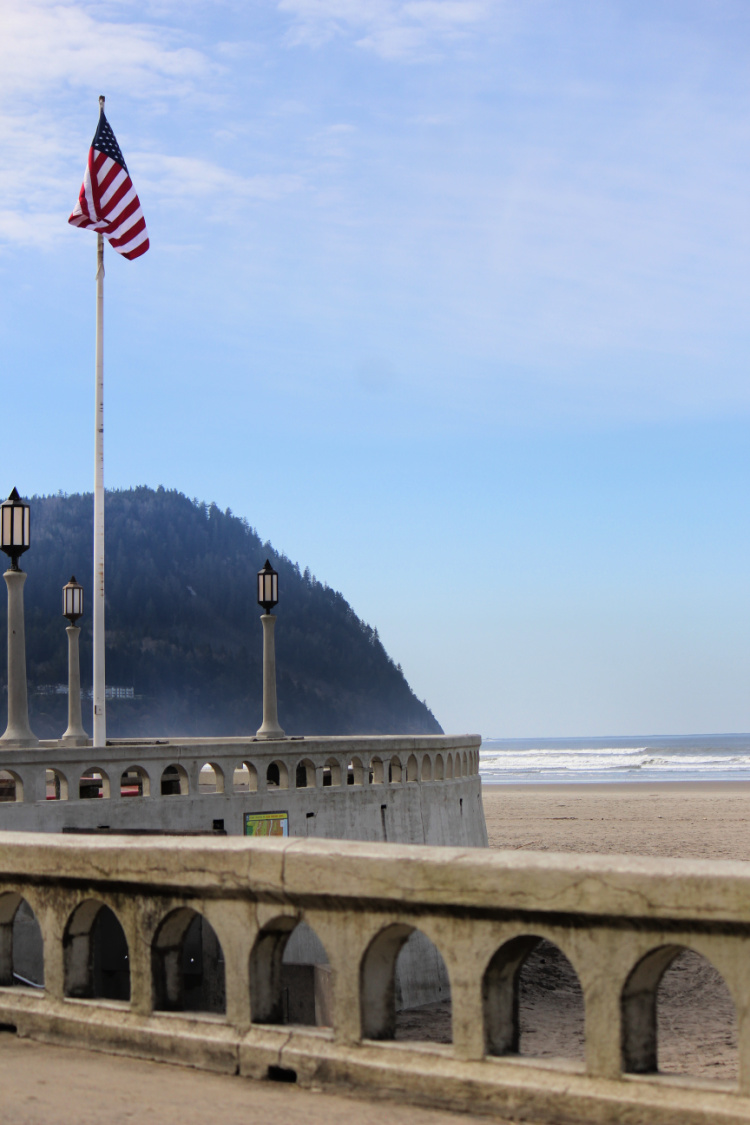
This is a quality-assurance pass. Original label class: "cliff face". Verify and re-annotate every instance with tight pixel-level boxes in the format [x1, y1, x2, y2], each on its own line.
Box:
[12, 487, 442, 739]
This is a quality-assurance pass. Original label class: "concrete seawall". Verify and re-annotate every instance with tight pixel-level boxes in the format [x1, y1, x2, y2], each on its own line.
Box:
[0, 733, 486, 1009]
[0, 734, 487, 847]
[1, 832, 749, 1124]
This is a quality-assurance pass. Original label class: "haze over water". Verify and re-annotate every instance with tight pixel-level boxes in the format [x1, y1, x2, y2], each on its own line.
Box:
[480, 735, 750, 785]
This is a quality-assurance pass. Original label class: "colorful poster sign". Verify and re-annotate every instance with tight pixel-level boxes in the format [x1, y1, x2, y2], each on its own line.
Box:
[244, 811, 289, 837]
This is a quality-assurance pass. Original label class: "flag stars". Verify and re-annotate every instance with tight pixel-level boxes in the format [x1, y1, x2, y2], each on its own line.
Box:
[92, 113, 127, 172]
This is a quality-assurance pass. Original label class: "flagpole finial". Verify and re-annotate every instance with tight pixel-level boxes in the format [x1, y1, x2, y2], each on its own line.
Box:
[99, 95, 105, 110]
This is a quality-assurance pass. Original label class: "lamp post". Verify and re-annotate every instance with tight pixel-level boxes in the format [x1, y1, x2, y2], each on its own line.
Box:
[256, 559, 285, 740]
[61, 576, 88, 745]
[0, 488, 37, 747]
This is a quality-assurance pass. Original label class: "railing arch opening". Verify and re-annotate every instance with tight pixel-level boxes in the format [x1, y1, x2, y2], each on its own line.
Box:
[45, 768, 69, 800]
[120, 766, 150, 798]
[266, 760, 289, 790]
[462, 751, 469, 775]
[233, 761, 258, 792]
[198, 762, 225, 794]
[295, 759, 316, 789]
[0, 893, 44, 988]
[421, 755, 432, 782]
[161, 764, 189, 796]
[0, 770, 22, 803]
[389, 756, 402, 783]
[361, 924, 452, 1043]
[152, 908, 225, 1014]
[64, 901, 130, 1001]
[347, 758, 364, 786]
[483, 936, 584, 1059]
[446, 753, 454, 780]
[406, 754, 419, 783]
[370, 756, 384, 784]
[250, 917, 331, 1027]
[322, 758, 341, 787]
[622, 945, 738, 1081]
[434, 753, 444, 781]
[79, 768, 110, 800]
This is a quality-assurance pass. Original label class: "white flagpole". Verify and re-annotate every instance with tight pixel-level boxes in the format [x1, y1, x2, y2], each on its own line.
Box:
[93, 213, 106, 746]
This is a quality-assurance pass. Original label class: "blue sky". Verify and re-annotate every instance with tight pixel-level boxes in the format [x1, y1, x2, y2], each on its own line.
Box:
[1, 0, 749, 736]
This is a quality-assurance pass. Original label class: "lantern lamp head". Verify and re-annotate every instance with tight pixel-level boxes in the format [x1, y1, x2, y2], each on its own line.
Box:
[0, 488, 30, 571]
[257, 559, 279, 614]
[63, 576, 84, 624]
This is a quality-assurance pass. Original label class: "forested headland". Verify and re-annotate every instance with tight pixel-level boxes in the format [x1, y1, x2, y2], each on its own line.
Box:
[8, 487, 442, 739]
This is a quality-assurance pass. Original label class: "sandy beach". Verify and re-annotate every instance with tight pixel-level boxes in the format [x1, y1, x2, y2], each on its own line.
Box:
[397, 781, 746, 1080]
[482, 780, 750, 860]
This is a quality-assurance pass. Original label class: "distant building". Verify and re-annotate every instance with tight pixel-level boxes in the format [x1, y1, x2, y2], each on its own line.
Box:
[35, 685, 135, 700]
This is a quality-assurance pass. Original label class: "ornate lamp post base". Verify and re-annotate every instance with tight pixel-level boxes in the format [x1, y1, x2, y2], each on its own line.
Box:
[1, 568, 38, 748]
[256, 614, 286, 740]
[62, 624, 89, 746]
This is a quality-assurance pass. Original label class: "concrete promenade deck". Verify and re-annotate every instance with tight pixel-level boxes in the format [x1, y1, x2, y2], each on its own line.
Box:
[1, 1036, 509, 1125]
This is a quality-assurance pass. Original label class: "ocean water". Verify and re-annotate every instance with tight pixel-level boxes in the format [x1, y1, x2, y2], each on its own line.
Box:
[480, 734, 750, 784]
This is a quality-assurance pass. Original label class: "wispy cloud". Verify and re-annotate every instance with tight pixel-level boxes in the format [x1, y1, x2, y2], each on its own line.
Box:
[0, 1, 302, 250]
[277, 0, 494, 59]
[137, 154, 304, 207]
[0, 1, 213, 101]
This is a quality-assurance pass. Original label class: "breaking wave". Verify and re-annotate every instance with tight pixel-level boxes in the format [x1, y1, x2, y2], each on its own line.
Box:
[479, 735, 750, 784]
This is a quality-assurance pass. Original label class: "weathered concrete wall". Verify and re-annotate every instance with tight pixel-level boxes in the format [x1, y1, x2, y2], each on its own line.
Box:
[1, 834, 750, 1124]
[0, 734, 485, 1013]
[0, 734, 487, 847]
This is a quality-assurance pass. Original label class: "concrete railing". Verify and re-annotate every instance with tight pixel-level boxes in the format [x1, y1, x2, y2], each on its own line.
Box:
[0, 735, 486, 846]
[1, 832, 750, 1124]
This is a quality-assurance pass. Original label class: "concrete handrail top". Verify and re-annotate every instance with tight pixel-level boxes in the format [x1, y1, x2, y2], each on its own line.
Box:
[0, 732, 482, 763]
[2, 830, 750, 922]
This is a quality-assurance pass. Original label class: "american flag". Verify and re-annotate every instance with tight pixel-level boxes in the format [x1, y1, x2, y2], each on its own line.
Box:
[68, 106, 149, 260]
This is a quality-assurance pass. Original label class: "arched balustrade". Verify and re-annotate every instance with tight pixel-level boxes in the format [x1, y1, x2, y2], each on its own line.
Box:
[0, 770, 22, 803]
[45, 768, 68, 800]
[0, 835, 746, 1123]
[322, 758, 342, 786]
[0, 739, 478, 820]
[250, 918, 331, 1027]
[161, 764, 189, 796]
[656, 949, 737, 1079]
[622, 944, 738, 1080]
[266, 761, 289, 790]
[0, 893, 43, 988]
[233, 762, 258, 792]
[295, 759, 316, 789]
[347, 758, 364, 786]
[79, 768, 109, 800]
[360, 923, 452, 1043]
[120, 766, 150, 798]
[198, 763, 225, 794]
[152, 908, 225, 1014]
[64, 901, 130, 1001]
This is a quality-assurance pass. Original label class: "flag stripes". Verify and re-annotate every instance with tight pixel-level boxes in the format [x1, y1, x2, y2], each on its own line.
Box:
[69, 111, 149, 261]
